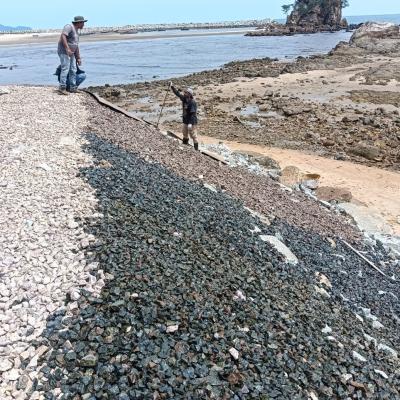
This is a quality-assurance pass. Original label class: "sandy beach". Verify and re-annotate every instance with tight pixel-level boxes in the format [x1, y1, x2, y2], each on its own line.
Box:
[0, 29, 249, 47]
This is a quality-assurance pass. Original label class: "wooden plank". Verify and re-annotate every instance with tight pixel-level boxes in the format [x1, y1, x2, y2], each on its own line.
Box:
[84, 90, 229, 166]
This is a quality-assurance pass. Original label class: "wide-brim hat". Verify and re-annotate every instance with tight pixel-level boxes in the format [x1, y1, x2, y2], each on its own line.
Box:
[185, 88, 194, 96]
[72, 16, 88, 23]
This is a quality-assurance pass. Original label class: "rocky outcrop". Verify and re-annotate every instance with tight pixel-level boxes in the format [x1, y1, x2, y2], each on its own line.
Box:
[349, 22, 400, 54]
[287, 0, 347, 28]
[246, 0, 348, 37]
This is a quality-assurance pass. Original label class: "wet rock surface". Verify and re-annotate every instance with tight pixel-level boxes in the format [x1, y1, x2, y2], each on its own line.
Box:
[1, 88, 399, 399]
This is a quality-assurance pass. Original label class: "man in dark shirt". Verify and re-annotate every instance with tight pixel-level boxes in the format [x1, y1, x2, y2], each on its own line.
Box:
[170, 83, 199, 150]
[57, 16, 87, 95]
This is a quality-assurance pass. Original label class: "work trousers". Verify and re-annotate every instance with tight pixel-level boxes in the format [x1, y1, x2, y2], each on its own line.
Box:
[183, 124, 198, 143]
[58, 53, 77, 90]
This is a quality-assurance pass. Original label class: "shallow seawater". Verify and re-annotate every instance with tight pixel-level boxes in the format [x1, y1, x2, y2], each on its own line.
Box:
[0, 29, 352, 87]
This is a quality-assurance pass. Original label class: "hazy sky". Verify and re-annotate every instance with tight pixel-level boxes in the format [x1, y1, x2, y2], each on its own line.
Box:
[1, 0, 399, 29]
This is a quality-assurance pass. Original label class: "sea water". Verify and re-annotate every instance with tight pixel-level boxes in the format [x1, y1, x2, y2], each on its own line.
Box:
[0, 14, 399, 87]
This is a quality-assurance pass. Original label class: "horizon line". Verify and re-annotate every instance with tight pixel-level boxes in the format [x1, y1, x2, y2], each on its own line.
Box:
[1, 12, 399, 31]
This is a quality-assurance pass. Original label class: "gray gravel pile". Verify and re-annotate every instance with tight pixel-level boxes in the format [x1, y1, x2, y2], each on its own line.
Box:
[29, 133, 399, 399]
[86, 100, 358, 241]
[1, 89, 399, 399]
[0, 87, 99, 399]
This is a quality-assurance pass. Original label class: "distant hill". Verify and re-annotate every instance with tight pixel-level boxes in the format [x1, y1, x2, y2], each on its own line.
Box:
[0, 24, 32, 32]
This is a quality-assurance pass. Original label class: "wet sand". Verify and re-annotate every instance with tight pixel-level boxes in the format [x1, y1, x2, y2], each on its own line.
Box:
[0, 30, 248, 47]
[200, 136, 400, 235]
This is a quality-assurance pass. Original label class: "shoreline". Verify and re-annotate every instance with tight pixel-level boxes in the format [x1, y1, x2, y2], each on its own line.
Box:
[87, 29, 400, 241]
[0, 29, 251, 47]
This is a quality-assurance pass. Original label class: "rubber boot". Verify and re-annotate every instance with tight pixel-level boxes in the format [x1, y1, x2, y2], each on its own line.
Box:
[194, 142, 199, 151]
[182, 138, 189, 145]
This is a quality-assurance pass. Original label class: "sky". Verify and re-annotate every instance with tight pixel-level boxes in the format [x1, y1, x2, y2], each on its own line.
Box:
[1, 0, 399, 29]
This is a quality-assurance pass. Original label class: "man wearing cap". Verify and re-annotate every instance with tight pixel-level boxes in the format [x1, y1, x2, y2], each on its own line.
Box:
[170, 83, 199, 150]
[57, 16, 87, 95]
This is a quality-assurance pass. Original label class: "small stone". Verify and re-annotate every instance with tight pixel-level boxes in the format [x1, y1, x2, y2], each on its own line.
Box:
[4, 369, 20, 381]
[81, 239, 90, 249]
[203, 183, 218, 192]
[38, 163, 52, 172]
[65, 351, 77, 362]
[352, 351, 367, 362]
[17, 374, 31, 390]
[55, 354, 65, 365]
[28, 355, 38, 368]
[309, 391, 318, 400]
[67, 220, 79, 229]
[314, 286, 331, 298]
[229, 348, 239, 360]
[374, 370, 389, 379]
[363, 333, 378, 346]
[80, 354, 98, 367]
[322, 325, 332, 334]
[316, 272, 332, 289]
[166, 325, 179, 333]
[233, 290, 246, 301]
[372, 320, 384, 330]
[342, 374, 353, 382]
[0, 359, 13, 372]
[69, 289, 81, 301]
[377, 343, 398, 359]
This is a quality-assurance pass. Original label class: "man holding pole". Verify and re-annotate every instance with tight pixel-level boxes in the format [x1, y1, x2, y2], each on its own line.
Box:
[170, 83, 199, 150]
[57, 16, 87, 95]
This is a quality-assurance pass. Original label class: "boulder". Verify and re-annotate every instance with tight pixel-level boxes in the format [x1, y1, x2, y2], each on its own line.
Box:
[350, 22, 400, 54]
[315, 186, 352, 203]
[252, 155, 280, 170]
[350, 22, 400, 43]
[282, 105, 312, 116]
[349, 144, 381, 161]
[259, 235, 298, 265]
[280, 166, 302, 187]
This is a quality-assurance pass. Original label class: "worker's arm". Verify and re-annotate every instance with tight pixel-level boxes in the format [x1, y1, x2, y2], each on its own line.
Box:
[75, 47, 81, 65]
[60, 33, 73, 56]
[170, 83, 185, 101]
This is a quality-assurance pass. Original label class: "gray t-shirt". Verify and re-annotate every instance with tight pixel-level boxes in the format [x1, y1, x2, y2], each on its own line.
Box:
[58, 24, 79, 54]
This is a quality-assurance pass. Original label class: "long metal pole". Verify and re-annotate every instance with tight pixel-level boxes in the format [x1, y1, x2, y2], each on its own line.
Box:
[156, 85, 170, 129]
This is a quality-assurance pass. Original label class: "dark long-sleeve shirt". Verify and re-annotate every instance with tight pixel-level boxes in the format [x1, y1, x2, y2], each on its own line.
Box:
[172, 86, 198, 125]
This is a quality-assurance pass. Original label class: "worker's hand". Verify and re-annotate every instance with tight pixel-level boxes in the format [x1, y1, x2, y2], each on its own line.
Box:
[76, 58, 82, 66]
[67, 48, 74, 57]
[188, 124, 193, 130]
